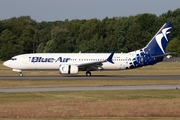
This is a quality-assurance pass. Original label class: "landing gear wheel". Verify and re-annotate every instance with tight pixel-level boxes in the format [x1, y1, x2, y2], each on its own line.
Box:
[19, 73, 23, 77]
[86, 71, 91, 76]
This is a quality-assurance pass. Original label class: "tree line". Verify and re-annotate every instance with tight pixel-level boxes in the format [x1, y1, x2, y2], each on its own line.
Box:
[0, 8, 180, 61]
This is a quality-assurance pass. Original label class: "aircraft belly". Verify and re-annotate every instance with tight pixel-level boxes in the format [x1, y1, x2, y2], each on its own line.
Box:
[102, 63, 117, 70]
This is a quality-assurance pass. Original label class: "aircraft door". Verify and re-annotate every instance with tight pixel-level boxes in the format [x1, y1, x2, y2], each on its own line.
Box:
[77, 58, 81, 63]
[140, 57, 144, 65]
[22, 56, 27, 64]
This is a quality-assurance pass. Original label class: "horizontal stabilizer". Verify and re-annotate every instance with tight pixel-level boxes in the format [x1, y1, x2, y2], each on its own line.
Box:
[152, 53, 174, 59]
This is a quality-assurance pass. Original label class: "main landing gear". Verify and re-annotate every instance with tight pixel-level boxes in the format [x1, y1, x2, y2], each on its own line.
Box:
[86, 71, 91, 76]
[19, 72, 23, 77]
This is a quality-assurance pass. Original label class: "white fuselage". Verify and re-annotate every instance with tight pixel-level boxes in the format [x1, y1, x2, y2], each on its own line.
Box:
[4, 52, 136, 71]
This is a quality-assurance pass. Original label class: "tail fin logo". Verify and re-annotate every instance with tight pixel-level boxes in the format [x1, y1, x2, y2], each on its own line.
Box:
[155, 27, 171, 54]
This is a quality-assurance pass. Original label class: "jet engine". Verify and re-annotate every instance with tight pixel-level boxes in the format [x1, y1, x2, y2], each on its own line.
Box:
[59, 65, 78, 74]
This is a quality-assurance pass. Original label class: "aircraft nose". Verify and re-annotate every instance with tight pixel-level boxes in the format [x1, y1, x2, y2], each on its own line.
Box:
[3, 61, 10, 68]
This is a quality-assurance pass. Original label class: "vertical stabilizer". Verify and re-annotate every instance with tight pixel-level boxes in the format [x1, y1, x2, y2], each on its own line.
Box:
[144, 23, 172, 56]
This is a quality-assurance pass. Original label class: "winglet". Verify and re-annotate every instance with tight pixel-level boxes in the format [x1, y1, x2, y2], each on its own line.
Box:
[107, 50, 110, 53]
[107, 50, 115, 64]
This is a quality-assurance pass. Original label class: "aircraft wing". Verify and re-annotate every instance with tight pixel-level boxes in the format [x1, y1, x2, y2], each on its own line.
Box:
[77, 50, 115, 71]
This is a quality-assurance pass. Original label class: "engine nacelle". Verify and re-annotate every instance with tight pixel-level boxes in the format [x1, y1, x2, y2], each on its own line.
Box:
[59, 64, 78, 74]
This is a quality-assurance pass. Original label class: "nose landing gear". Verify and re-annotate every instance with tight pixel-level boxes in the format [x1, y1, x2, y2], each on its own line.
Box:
[86, 71, 91, 76]
[19, 72, 23, 77]
[12, 69, 23, 77]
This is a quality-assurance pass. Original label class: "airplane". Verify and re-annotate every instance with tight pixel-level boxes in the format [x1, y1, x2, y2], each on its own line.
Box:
[3, 23, 173, 76]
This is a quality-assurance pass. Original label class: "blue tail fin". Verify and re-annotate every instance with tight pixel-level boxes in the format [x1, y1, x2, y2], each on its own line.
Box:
[144, 23, 172, 56]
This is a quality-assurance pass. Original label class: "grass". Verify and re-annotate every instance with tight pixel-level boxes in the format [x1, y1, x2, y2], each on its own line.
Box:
[0, 90, 180, 118]
[2, 117, 180, 120]
[1, 61, 180, 75]
[1, 99, 180, 117]
[1, 90, 180, 102]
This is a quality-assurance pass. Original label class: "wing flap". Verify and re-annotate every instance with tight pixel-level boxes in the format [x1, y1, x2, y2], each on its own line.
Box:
[77, 60, 104, 67]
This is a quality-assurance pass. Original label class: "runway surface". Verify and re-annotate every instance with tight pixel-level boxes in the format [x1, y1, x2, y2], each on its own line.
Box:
[0, 75, 180, 80]
[0, 84, 180, 93]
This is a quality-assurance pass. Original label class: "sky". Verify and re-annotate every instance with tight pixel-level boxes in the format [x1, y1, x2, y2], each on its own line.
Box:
[0, 0, 180, 22]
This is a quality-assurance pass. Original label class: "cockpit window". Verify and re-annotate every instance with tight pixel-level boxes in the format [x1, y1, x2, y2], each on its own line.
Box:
[10, 58, 17, 61]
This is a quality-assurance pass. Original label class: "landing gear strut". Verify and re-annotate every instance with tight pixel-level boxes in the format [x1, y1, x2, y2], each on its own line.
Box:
[19, 72, 23, 77]
[86, 71, 91, 76]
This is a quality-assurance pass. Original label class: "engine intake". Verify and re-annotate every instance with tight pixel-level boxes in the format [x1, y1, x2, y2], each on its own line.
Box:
[59, 65, 78, 74]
